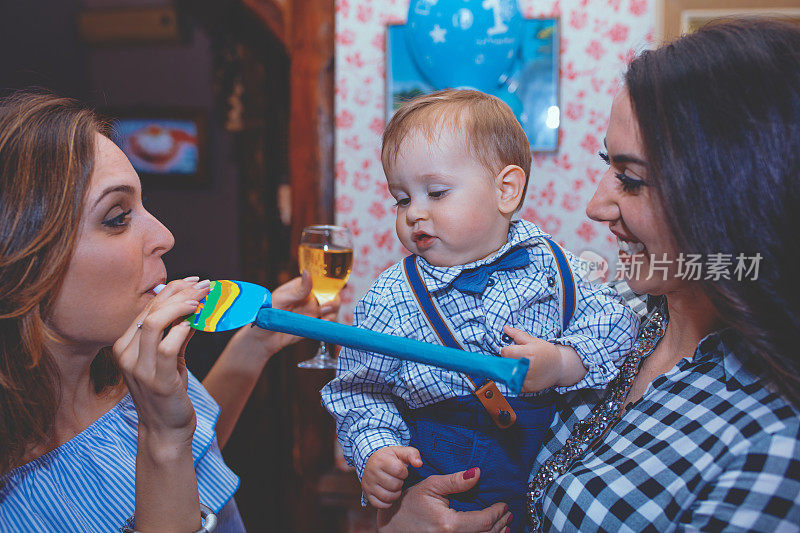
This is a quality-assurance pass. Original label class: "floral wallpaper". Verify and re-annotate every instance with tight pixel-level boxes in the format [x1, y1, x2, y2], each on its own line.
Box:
[334, 0, 655, 322]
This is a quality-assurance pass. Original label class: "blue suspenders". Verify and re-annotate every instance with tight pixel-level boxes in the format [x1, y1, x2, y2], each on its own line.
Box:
[403, 257, 466, 351]
[401, 238, 578, 428]
[540, 236, 577, 335]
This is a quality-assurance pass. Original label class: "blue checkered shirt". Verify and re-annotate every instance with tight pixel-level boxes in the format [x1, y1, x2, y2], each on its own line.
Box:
[321, 220, 639, 480]
[530, 298, 800, 531]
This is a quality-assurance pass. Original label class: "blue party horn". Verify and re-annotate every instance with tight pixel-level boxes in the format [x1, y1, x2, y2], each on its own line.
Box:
[156, 280, 528, 393]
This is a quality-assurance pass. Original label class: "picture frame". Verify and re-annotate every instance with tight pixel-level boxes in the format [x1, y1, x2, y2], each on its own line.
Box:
[385, 17, 561, 152]
[657, 0, 800, 43]
[106, 107, 208, 188]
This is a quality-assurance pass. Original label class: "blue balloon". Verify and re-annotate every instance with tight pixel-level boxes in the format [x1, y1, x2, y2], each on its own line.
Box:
[406, 0, 523, 92]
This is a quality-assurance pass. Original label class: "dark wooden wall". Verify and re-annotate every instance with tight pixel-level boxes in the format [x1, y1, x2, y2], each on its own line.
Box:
[285, 0, 339, 531]
[182, 1, 339, 530]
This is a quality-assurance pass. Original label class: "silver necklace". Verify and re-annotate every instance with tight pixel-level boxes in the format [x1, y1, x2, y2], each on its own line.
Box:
[526, 307, 666, 531]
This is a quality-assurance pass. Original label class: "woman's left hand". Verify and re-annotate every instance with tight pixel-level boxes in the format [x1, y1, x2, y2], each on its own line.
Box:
[377, 468, 511, 533]
[113, 277, 210, 444]
[233, 272, 340, 359]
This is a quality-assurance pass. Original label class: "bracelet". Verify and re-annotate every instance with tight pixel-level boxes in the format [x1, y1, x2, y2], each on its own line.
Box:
[120, 503, 217, 533]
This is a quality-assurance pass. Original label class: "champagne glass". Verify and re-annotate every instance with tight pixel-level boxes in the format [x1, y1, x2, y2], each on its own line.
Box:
[297, 225, 353, 369]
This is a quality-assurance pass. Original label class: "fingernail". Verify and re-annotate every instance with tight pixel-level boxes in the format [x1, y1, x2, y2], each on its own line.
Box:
[503, 505, 509, 514]
[183, 276, 200, 282]
[507, 513, 513, 525]
[193, 280, 210, 289]
[462, 467, 477, 480]
[504, 528, 510, 533]
[320, 305, 335, 315]
[185, 300, 199, 307]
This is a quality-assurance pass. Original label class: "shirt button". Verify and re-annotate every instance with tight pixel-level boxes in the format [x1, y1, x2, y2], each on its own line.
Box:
[547, 276, 556, 287]
[486, 278, 496, 287]
[501, 333, 513, 344]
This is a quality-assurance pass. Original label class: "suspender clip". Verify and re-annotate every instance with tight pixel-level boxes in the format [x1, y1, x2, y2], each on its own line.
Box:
[473, 380, 517, 429]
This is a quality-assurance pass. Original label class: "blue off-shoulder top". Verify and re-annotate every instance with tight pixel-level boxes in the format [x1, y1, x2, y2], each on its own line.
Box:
[0, 372, 242, 532]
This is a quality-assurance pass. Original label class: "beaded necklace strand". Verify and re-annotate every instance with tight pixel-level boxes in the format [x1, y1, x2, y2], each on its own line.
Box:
[526, 307, 667, 530]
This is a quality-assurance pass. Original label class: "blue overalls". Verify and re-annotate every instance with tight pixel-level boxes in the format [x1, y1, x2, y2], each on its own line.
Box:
[404, 393, 556, 532]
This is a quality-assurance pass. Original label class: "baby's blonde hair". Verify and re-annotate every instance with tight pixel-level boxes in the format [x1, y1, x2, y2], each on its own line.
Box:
[381, 89, 531, 209]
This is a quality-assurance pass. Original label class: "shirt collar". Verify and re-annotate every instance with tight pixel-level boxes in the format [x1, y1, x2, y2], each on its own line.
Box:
[649, 297, 761, 388]
[414, 219, 548, 292]
[681, 319, 759, 388]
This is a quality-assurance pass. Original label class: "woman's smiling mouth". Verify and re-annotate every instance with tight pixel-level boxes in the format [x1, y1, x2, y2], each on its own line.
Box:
[617, 236, 645, 256]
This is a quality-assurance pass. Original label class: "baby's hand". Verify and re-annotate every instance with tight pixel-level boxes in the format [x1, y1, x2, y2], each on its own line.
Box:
[500, 326, 586, 392]
[362, 446, 423, 509]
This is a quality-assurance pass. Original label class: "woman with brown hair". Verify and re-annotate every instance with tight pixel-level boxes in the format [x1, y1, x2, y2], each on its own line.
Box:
[0, 90, 337, 531]
[378, 18, 800, 532]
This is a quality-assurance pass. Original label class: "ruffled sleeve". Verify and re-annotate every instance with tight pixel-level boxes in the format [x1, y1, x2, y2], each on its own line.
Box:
[0, 372, 239, 532]
[118, 372, 241, 513]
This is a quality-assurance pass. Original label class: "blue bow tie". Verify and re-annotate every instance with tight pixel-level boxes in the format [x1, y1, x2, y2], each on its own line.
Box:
[451, 247, 531, 294]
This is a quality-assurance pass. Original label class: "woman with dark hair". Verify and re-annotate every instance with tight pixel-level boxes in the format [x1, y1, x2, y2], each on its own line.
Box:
[377, 18, 800, 532]
[0, 91, 338, 531]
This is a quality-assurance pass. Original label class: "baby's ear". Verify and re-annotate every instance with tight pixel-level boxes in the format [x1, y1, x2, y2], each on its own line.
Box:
[495, 165, 526, 215]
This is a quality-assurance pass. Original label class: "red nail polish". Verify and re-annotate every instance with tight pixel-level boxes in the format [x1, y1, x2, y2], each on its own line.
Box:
[462, 467, 477, 480]
[507, 513, 514, 525]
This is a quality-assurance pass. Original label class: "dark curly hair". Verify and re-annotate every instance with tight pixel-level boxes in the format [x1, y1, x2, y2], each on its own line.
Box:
[626, 18, 800, 407]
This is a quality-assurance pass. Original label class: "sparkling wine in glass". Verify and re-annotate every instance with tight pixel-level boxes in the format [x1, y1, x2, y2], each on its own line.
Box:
[297, 225, 353, 369]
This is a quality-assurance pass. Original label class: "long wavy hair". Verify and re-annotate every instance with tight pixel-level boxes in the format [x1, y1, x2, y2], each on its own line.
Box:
[625, 19, 800, 407]
[0, 91, 120, 477]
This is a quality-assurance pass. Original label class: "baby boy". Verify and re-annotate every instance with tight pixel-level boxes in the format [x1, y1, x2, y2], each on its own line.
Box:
[321, 89, 637, 526]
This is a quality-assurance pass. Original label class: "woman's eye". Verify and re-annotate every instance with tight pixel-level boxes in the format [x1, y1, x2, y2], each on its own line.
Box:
[428, 190, 447, 199]
[615, 173, 646, 193]
[394, 198, 410, 207]
[602, 150, 647, 192]
[102, 209, 132, 228]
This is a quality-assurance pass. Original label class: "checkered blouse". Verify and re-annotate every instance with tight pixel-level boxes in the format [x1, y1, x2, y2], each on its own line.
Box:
[528, 294, 800, 531]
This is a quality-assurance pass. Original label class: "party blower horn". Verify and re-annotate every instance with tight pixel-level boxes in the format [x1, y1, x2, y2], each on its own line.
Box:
[155, 280, 528, 393]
